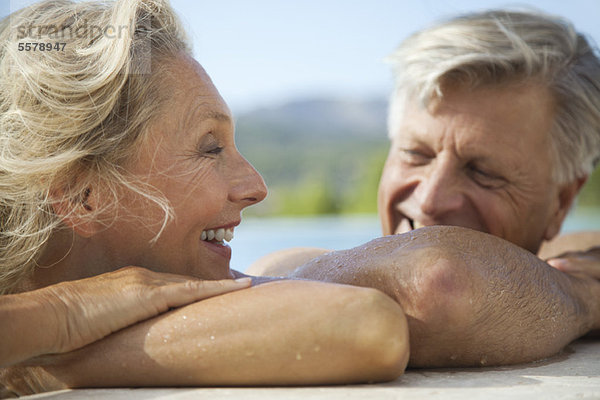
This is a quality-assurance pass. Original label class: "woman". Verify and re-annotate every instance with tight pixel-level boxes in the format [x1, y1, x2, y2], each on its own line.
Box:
[0, 0, 408, 395]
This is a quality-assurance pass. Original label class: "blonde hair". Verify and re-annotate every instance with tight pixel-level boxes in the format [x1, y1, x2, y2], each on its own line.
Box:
[387, 10, 600, 184]
[0, 0, 190, 294]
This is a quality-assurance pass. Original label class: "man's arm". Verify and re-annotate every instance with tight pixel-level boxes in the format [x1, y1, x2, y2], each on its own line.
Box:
[292, 226, 600, 367]
[1, 280, 409, 396]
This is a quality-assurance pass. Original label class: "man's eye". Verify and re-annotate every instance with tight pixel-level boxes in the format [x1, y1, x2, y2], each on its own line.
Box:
[469, 164, 487, 176]
[401, 149, 431, 165]
[467, 163, 506, 188]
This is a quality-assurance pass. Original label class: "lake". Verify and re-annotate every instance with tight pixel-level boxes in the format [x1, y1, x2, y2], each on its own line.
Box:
[231, 207, 600, 272]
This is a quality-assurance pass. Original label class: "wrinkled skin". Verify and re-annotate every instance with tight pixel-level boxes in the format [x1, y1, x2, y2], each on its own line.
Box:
[292, 226, 600, 367]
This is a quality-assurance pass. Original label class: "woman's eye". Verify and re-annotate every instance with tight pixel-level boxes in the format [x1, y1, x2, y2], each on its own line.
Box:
[193, 132, 224, 158]
[206, 146, 223, 156]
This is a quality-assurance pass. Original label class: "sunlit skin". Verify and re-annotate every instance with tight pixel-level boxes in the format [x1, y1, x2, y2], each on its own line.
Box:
[378, 83, 577, 254]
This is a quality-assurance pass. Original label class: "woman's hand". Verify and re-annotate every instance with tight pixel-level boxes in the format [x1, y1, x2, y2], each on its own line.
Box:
[0, 267, 251, 367]
[547, 246, 600, 280]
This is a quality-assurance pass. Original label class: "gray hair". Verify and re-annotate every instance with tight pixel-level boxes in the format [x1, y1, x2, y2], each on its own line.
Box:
[387, 10, 600, 184]
[0, 0, 190, 294]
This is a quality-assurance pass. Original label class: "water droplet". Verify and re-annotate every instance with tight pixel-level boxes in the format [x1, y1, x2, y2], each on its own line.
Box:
[210, 335, 215, 340]
[182, 315, 187, 320]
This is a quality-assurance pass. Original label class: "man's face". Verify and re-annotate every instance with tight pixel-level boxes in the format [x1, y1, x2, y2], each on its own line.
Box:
[378, 83, 568, 253]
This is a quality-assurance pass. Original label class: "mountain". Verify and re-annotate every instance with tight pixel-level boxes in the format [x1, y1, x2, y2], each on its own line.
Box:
[236, 97, 388, 140]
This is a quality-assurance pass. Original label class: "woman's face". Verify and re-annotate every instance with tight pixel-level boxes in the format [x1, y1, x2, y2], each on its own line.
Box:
[93, 55, 266, 279]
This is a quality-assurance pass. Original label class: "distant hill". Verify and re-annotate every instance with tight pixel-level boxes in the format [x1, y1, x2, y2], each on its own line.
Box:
[235, 97, 390, 215]
[237, 97, 388, 140]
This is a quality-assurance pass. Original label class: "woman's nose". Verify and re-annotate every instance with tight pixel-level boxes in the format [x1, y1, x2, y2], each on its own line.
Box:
[228, 153, 267, 206]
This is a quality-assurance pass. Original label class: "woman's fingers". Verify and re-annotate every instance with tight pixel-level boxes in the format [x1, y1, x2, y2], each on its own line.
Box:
[114, 267, 253, 315]
[158, 277, 253, 309]
[547, 246, 600, 279]
[42, 267, 253, 354]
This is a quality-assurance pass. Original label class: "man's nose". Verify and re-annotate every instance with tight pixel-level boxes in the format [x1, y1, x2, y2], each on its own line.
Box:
[415, 158, 464, 218]
[228, 152, 267, 206]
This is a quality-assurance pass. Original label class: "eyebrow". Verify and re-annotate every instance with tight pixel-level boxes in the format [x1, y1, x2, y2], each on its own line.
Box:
[195, 110, 232, 123]
[180, 104, 232, 135]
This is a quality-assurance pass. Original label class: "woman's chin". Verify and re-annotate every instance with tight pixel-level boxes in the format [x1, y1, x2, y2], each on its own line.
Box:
[192, 244, 234, 279]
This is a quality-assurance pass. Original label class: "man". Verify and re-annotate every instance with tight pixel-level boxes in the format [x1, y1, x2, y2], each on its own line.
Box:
[249, 9, 600, 367]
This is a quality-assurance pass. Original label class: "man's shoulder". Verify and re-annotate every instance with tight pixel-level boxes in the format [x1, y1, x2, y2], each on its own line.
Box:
[245, 247, 331, 277]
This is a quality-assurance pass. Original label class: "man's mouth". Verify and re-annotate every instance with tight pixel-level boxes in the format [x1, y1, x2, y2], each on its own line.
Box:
[410, 219, 426, 230]
[394, 216, 427, 234]
[201, 228, 234, 246]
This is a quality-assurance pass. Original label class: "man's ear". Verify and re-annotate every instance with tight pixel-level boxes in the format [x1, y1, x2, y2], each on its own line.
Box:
[543, 176, 588, 241]
[50, 187, 102, 238]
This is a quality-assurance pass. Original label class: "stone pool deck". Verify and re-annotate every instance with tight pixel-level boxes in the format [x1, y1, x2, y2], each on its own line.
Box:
[21, 339, 600, 400]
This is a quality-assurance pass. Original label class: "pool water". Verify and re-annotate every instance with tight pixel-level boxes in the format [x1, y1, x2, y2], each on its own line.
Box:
[232, 208, 600, 272]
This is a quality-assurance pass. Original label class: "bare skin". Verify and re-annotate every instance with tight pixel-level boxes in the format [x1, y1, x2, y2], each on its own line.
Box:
[0, 268, 252, 368]
[541, 232, 600, 280]
[247, 247, 330, 277]
[290, 226, 600, 367]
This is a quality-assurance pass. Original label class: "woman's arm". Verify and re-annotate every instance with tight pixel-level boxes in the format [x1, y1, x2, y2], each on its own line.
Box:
[0, 267, 251, 368]
[1, 280, 409, 395]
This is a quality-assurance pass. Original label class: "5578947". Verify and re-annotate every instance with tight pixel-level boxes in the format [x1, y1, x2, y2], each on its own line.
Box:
[18, 42, 66, 51]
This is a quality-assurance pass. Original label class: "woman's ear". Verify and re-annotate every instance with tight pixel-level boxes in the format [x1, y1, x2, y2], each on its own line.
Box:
[543, 176, 588, 241]
[50, 187, 102, 238]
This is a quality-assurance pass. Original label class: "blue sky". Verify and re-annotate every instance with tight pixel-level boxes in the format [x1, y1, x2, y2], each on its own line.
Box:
[5, 0, 600, 112]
